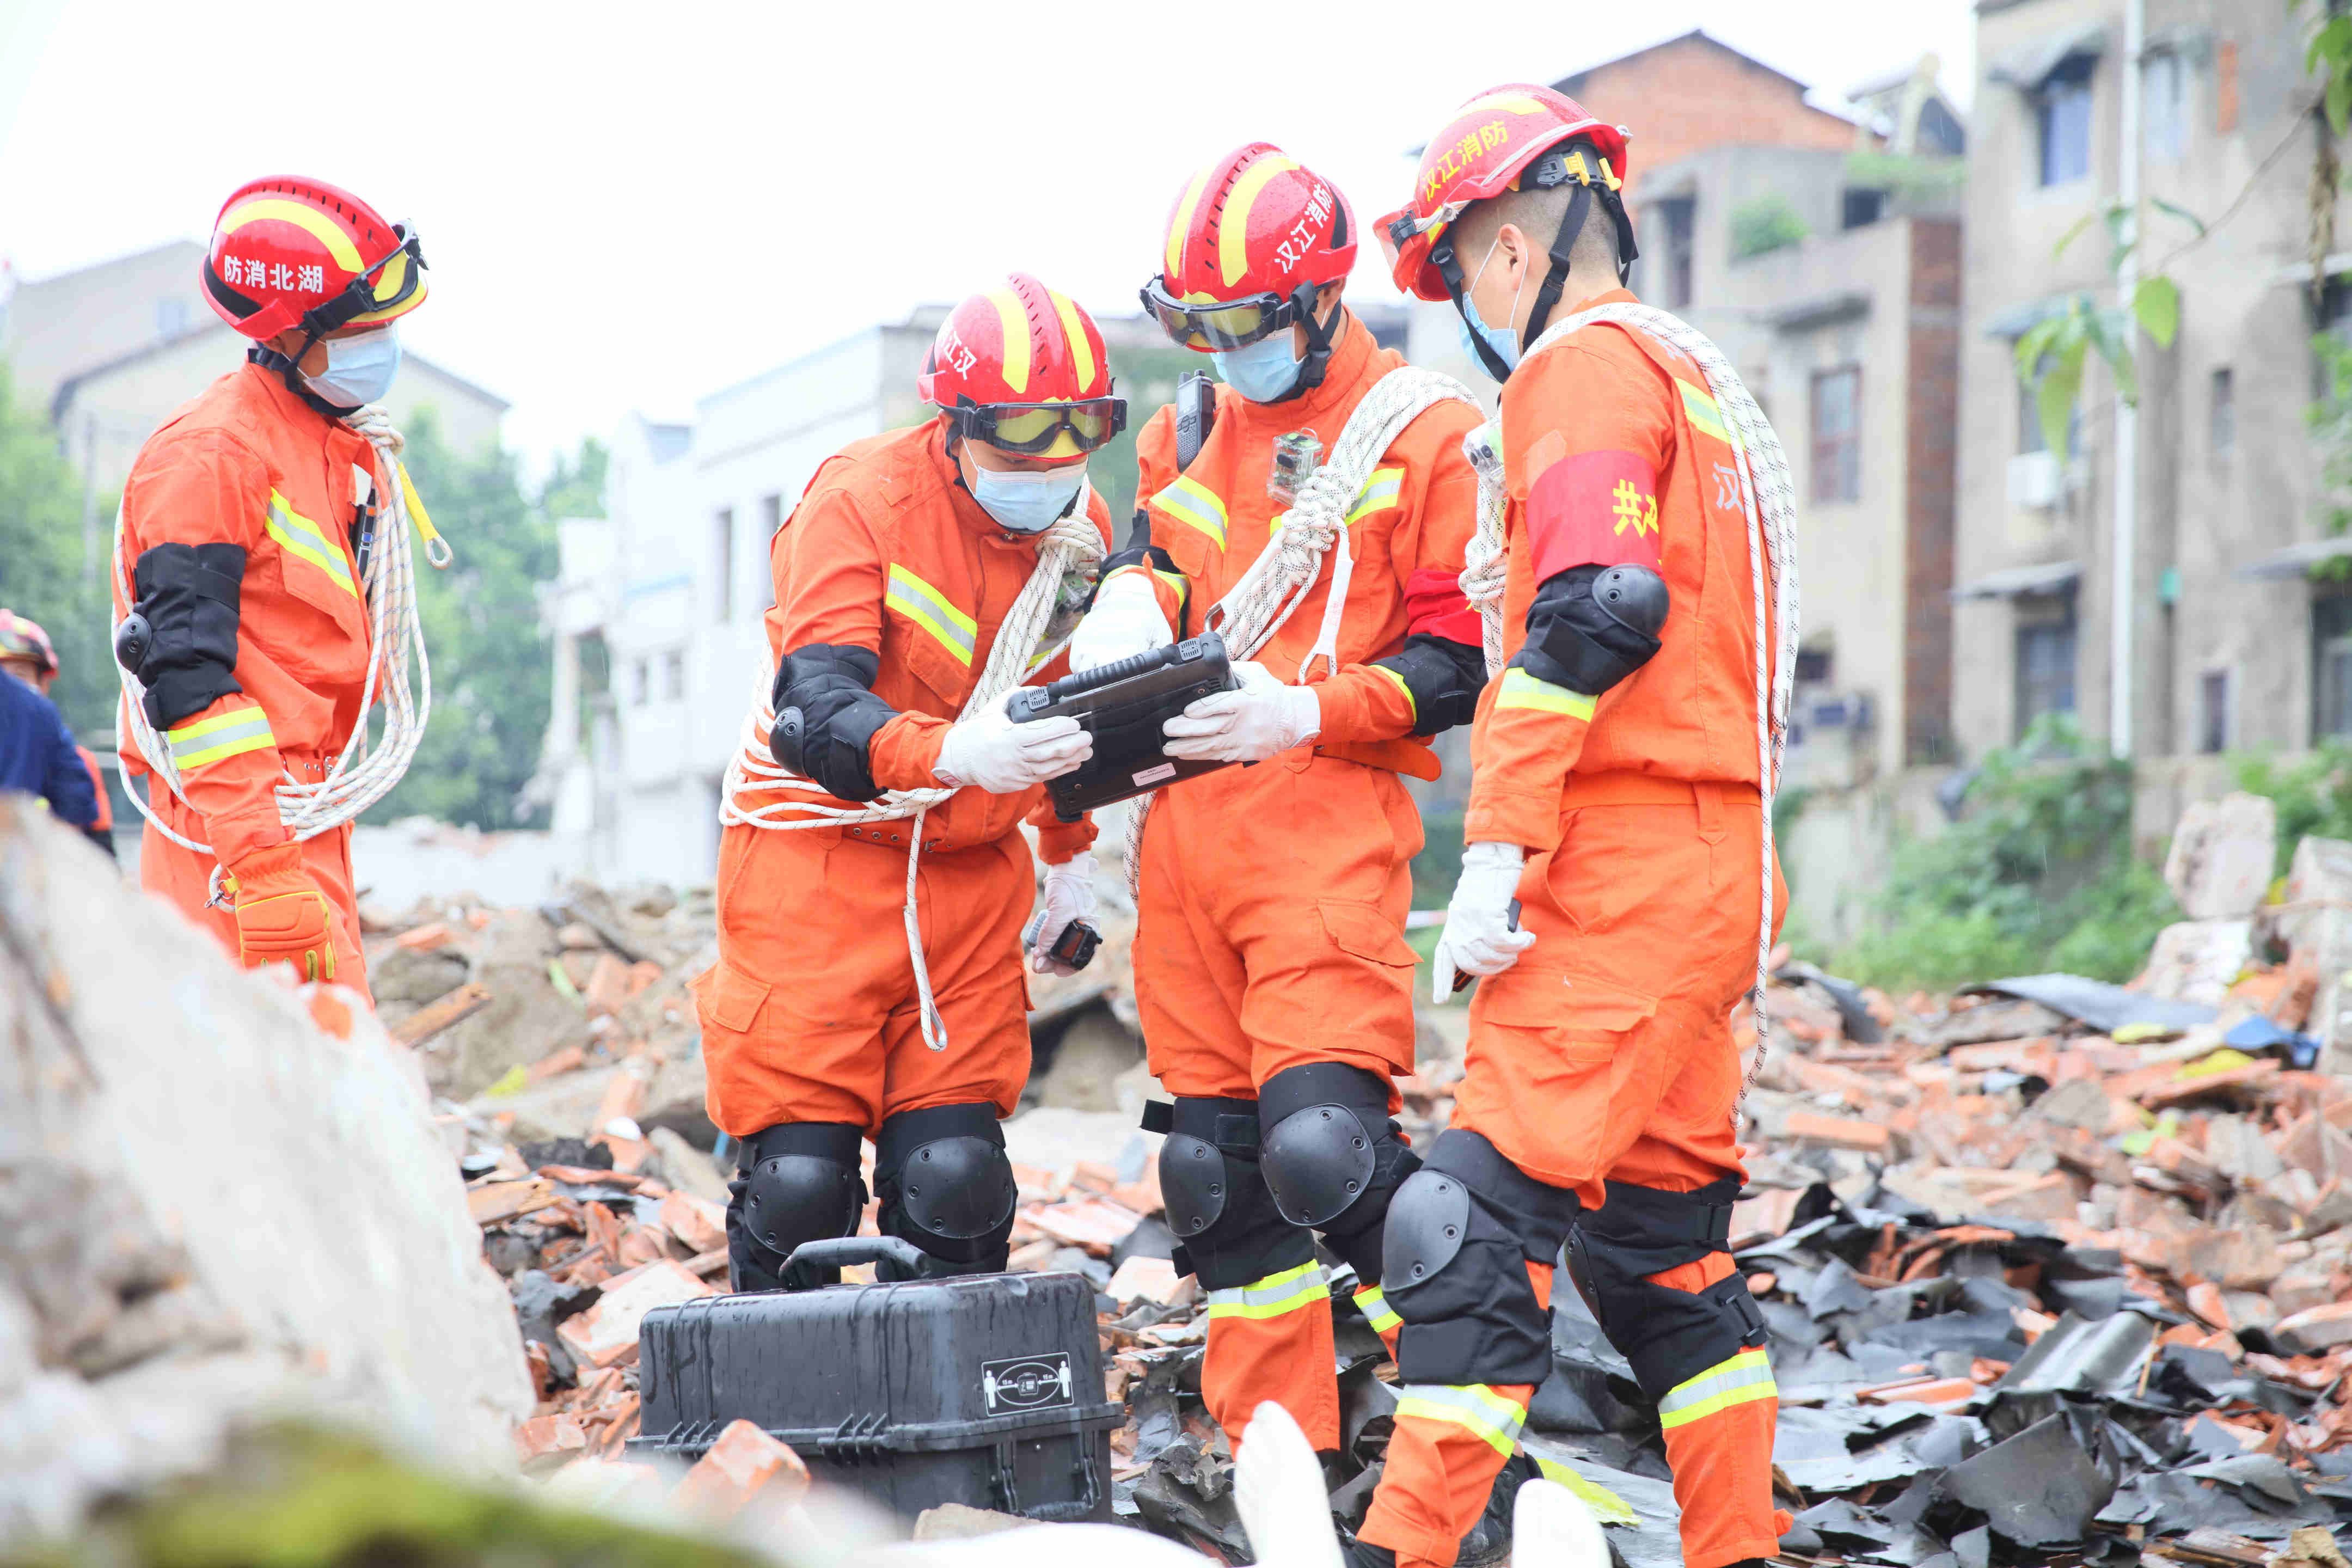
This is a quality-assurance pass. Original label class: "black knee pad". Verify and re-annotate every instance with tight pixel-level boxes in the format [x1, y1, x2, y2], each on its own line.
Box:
[727, 1122, 866, 1293]
[1256, 1063, 1419, 1281]
[1142, 1097, 1313, 1290]
[1569, 1177, 1764, 1401]
[874, 1104, 1018, 1276]
[1382, 1129, 1579, 1387]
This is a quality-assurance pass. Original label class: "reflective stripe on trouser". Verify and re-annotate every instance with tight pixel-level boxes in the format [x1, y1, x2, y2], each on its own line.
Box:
[1202, 1260, 1340, 1453]
[1660, 1346, 1775, 1429]
[1355, 1283, 1402, 1336]
[1361, 1261, 1551, 1568]
[1646, 1259, 1786, 1568]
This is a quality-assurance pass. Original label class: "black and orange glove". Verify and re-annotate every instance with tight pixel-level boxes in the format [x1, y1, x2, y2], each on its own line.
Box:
[224, 844, 336, 983]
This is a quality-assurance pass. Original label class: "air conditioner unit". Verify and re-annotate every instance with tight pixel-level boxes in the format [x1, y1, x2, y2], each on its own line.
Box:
[2009, 451, 2062, 509]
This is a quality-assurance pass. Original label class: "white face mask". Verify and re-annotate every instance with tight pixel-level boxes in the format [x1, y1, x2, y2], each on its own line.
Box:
[302, 326, 402, 408]
[967, 460, 1088, 534]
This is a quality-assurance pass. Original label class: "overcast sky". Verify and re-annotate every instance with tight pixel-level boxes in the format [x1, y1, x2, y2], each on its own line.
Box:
[0, 0, 1973, 472]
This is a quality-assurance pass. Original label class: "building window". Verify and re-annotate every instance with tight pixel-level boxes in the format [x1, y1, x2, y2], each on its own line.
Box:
[632, 657, 650, 708]
[2038, 58, 2094, 187]
[1810, 366, 1861, 504]
[713, 507, 735, 622]
[2015, 602, 2078, 738]
[2199, 670, 2230, 755]
[2211, 367, 2235, 458]
[759, 493, 783, 608]
[1841, 188, 1887, 230]
[2317, 594, 2352, 742]
[1657, 197, 1696, 309]
[663, 649, 685, 702]
[2145, 50, 2188, 162]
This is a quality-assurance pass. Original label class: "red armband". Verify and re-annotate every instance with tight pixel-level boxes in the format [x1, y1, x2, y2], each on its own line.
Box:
[1526, 450, 1663, 581]
[1401, 568, 1482, 645]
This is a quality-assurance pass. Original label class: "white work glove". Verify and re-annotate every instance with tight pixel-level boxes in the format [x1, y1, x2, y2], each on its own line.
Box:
[1161, 660, 1321, 763]
[1069, 571, 1173, 674]
[933, 687, 1092, 793]
[1022, 852, 1099, 976]
[1432, 841, 1537, 1001]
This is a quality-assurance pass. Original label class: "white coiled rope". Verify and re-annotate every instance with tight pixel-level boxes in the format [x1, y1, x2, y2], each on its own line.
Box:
[113, 405, 446, 897]
[719, 506, 1105, 1052]
[1119, 367, 1489, 893]
[1460, 303, 1800, 1110]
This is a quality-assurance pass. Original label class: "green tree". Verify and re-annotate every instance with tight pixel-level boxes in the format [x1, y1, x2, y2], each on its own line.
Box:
[0, 362, 115, 739]
[365, 413, 601, 831]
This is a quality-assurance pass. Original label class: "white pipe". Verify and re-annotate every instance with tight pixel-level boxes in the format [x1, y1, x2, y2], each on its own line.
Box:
[2111, 0, 2145, 759]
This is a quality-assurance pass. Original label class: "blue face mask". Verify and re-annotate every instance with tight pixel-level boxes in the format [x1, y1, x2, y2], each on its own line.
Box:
[1210, 332, 1304, 403]
[967, 457, 1087, 534]
[1453, 235, 1525, 382]
[303, 326, 402, 408]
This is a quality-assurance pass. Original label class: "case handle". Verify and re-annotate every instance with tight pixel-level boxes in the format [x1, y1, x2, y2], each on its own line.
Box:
[780, 1234, 934, 1290]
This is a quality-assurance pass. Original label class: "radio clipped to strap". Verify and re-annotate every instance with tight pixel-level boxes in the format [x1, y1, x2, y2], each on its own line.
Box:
[1175, 370, 1217, 473]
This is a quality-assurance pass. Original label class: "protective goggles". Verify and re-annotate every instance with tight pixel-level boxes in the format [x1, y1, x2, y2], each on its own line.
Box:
[304, 222, 427, 334]
[946, 396, 1127, 456]
[1140, 276, 1310, 351]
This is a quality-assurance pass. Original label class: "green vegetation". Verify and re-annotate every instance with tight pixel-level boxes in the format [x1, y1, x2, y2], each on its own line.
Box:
[1730, 195, 1810, 260]
[1093, 338, 1205, 528]
[1836, 716, 2179, 991]
[1411, 806, 1466, 912]
[0, 363, 118, 740]
[2233, 742, 2352, 876]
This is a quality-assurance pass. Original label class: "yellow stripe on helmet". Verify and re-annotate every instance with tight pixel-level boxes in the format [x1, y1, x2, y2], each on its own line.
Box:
[218, 198, 364, 273]
[987, 288, 1031, 396]
[1218, 152, 1301, 289]
[1453, 90, 1551, 120]
[1048, 289, 1097, 393]
[1166, 163, 1217, 281]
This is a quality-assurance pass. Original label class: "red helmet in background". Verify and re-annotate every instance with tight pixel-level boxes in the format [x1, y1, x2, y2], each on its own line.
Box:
[1378, 85, 1634, 303]
[201, 175, 428, 342]
[917, 274, 1125, 463]
[0, 609, 58, 677]
[1141, 144, 1356, 353]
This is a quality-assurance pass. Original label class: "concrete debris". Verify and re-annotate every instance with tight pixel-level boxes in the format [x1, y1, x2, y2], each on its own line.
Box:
[2166, 793, 2280, 922]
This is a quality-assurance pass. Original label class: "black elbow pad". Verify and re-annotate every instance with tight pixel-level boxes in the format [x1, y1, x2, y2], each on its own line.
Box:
[770, 642, 897, 802]
[128, 542, 246, 729]
[1371, 634, 1489, 736]
[1517, 564, 1668, 696]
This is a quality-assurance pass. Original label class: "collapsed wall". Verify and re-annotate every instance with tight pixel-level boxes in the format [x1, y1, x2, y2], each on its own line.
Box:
[0, 800, 533, 1542]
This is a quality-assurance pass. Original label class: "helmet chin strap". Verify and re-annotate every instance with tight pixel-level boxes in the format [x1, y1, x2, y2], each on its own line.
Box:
[248, 334, 360, 420]
[1261, 283, 1342, 406]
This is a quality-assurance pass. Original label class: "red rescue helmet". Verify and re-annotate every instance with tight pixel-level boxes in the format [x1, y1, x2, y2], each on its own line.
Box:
[0, 609, 58, 677]
[917, 274, 1125, 464]
[1378, 85, 1634, 303]
[201, 175, 428, 342]
[1141, 143, 1356, 352]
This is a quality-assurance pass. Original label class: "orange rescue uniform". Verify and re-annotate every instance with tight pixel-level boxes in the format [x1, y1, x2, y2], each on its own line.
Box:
[116, 363, 384, 1000]
[1363, 290, 1791, 1568]
[694, 418, 1107, 1142]
[1126, 314, 1482, 1451]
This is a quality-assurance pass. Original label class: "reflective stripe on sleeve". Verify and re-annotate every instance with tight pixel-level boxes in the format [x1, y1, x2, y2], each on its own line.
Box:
[1369, 663, 1417, 720]
[885, 563, 978, 665]
[1204, 1260, 1330, 1321]
[1344, 465, 1406, 525]
[1152, 476, 1228, 550]
[1394, 1382, 1528, 1455]
[1495, 667, 1596, 719]
[167, 706, 275, 774]
[1657, 1346, 1776, 1430]
[1677, 379, 1735, 448]
[266, 490, 358, 598]
[1353, 1284, 1402, 1334]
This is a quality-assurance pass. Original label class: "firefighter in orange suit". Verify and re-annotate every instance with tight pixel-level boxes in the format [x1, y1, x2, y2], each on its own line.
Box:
[114, 176, 433, 1003]
[1351, 89, 1791, 1568]
[695, 275, 1120, 1293]
[1068, 145, 1489, 1462]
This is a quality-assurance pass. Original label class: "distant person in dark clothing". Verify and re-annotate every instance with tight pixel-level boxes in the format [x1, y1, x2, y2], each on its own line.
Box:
[0, 609, 107, 854]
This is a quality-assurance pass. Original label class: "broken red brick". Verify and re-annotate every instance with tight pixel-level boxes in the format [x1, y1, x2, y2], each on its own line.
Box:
[395, 922, 452, 951]
[516, 1413, 587, 1472]
[1782, 1110, 1892, 1153]
[584, 953, 631, 1018]
[669, 1418, 811, 1520]
[525, 1044, 587, 1083]
[557, 1259, 717, 1369]
[660, 1191, 728, 1255]
[626, 959, 664, 998]
[2276, 1302, 2352, 1356]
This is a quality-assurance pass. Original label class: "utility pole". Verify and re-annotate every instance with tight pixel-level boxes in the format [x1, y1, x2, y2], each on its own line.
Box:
[2111, 0, 2145, 759]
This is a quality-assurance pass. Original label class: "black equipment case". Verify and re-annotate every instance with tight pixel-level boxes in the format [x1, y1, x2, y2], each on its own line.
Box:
[1007, 631, 1239, 820]
[630, 1238, 1122, 1522]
